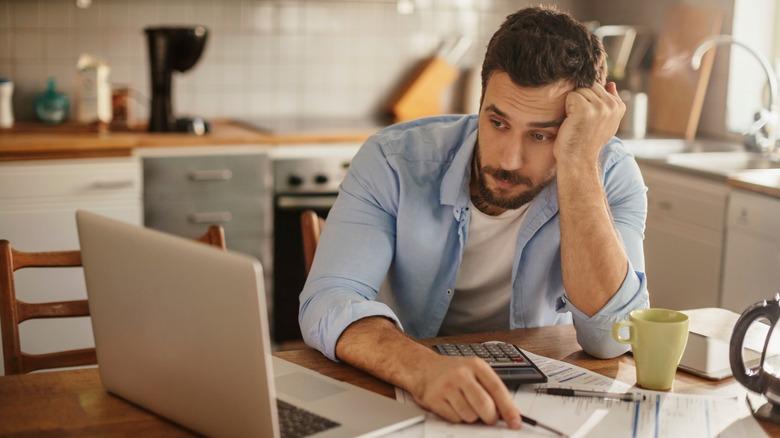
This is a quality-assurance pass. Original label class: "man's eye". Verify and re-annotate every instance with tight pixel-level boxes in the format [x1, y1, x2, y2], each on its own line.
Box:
[490, 119, 506, 129]
[533, 132, 547, 141]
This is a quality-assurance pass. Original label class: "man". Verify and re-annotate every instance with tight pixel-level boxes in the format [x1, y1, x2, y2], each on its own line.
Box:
[299, 6, 649, 429]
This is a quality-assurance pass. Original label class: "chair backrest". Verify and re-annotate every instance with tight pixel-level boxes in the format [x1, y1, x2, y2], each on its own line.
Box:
[0, 225, 226, 375]
[301, 210, 326, 276]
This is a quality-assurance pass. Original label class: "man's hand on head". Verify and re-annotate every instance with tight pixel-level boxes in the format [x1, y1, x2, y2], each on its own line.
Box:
[553, 82, 626, 166]
[410, 354, 522, 429]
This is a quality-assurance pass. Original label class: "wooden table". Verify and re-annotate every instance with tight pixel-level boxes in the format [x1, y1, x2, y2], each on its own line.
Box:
[1, 325, 777, 436]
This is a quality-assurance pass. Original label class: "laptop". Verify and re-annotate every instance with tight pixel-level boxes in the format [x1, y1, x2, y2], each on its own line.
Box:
[76, 210, 424, 437]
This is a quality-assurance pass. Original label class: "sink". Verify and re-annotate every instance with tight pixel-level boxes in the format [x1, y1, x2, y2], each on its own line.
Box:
[622, 138, 744, 159]
[665, 151, 780, 176]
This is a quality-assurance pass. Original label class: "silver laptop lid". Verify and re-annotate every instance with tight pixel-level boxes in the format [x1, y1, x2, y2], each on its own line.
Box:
[76, 210, 278, 437]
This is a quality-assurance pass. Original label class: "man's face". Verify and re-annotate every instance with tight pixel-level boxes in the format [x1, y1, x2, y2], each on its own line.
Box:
[474, 71, 572, 210]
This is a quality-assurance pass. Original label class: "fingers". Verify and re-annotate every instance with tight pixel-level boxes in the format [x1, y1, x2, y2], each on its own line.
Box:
[606, 81, 619, 96]
[576, 87, 601, 103]
[570, 83, 624, 117]
[433, 399, 462, 423]
[445, 389, 480, 423]
[461, 375, 499, 424]
[417, 357, 522, 428]
[565, 91, 589, 114]
[473, 361, 522, 429]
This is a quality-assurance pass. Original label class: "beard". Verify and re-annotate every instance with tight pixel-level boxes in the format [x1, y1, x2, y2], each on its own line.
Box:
[473, 144, 554, 210]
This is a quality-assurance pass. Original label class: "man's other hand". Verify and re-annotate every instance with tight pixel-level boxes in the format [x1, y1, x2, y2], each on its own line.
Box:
[554, 81, 625, 165]
[410, 355, 522, 429]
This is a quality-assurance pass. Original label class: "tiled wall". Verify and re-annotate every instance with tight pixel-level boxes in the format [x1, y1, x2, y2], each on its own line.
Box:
[0, 0, 578, 123]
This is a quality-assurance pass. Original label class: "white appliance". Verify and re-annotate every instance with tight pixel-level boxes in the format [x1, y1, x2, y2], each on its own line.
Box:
[0, 79, 13, 129]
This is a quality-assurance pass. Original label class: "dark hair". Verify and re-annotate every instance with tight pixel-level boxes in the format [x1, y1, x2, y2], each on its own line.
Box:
[481, 6, 606, 99]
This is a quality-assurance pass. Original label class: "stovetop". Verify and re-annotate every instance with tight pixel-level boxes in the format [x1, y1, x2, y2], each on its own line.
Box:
[237, 117, 385, 136]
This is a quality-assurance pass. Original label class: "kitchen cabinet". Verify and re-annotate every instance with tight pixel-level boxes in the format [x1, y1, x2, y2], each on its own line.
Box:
[721, 190, 780, 313]
[0, 157, 142, 375]
[640, 165, 730, 310]
[140, 148, 273, 296]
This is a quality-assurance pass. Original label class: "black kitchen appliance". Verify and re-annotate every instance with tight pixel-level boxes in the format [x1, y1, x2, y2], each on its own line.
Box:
[145, 26, 209, 134]
[731, 294, 780, 424]
[271, 145, 359, 343]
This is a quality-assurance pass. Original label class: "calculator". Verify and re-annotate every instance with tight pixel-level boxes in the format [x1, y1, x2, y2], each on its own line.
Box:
[433, 341, 548, 387]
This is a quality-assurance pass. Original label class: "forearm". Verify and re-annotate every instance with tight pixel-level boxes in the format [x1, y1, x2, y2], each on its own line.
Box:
[335, 316, 438, 394]
[557, 161, 628, 316]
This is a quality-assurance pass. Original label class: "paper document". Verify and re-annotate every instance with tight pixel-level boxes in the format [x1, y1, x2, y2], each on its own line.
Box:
[396, 349, 767, 437]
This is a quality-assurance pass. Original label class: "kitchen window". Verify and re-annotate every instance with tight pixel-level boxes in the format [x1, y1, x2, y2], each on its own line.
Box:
[725, 0, 778, 135]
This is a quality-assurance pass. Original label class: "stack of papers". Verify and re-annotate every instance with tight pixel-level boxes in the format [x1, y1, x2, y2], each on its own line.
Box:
[391, 350, 768, 437]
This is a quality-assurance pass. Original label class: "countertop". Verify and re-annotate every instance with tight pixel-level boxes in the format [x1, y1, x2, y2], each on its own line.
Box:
[623, 137, 780, 199]
[624, 137, 744, 182]
[5, 125, 780, 200]
[0, 120, 377, 161]
[728, 169, 780, 199]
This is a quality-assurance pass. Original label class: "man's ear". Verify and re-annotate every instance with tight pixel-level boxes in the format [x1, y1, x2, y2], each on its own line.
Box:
[591, 33, 608, 85]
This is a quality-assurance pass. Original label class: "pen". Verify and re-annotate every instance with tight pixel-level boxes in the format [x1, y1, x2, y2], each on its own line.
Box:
[521, 415, 568, 437]
[535, 387, 646, 402]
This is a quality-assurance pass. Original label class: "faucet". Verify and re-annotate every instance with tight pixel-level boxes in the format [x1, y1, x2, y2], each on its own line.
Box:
[691, 35, 778, 156]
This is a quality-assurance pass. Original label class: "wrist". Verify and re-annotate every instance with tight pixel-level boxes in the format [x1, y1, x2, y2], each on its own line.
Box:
[404, 346, 442, 396]
[556, 159, 600, 180]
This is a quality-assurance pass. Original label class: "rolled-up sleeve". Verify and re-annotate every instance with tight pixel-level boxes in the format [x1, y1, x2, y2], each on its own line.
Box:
[556, 151, 650, 359]
[298, 136, 403, 361]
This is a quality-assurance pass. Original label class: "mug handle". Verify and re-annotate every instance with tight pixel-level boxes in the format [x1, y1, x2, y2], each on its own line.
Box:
[612, 320, 635, 345]
[730, 301, 780, 394]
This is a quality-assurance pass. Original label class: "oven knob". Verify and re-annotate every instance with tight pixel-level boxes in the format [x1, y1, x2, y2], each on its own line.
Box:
[314, 174, 329, 185]
[288, 175, 303, 187]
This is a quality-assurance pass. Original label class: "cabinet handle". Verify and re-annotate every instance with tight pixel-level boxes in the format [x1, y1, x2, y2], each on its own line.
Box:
[188, 169, 233, 181]
[738, 208, 749, 225]
[658, 200, 673, 211]
[188, 211, 233, 224]
[91, 179, 135, 190]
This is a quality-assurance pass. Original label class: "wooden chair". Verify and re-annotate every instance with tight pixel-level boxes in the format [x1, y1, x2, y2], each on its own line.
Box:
[301, 210, 326, 276]
[0, 225, 226, 375]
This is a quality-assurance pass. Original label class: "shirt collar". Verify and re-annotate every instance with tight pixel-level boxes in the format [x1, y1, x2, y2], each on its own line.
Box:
[439, 122, 478, 207]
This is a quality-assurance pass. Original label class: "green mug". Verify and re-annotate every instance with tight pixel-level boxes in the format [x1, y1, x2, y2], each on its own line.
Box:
[611, 308, 689, 391]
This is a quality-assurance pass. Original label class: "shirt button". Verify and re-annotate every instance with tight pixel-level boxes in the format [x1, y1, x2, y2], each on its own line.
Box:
[446, 289, 452, 295]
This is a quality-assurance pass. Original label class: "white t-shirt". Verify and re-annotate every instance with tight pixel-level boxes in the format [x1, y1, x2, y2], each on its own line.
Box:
[438, 201, 530, 336]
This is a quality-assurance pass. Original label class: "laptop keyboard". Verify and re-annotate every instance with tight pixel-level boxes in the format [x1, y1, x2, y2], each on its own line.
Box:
[277, 399, 340, 438]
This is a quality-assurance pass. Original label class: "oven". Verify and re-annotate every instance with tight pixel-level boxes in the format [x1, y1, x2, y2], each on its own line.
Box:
[270, 145, 360, 343]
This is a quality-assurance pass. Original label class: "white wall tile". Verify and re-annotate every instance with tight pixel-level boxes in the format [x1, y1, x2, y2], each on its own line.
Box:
[190, 0, 218, 30]
[243, 1, 274, 33]
[106, 32, 133, 59]
[74, 31, 107, 59]
[3, 0, 528, 120]
[0, 30, 9, 59]
[216, 3, 242, 31]
[43, 30, 74, 61]
[41, 0, 73, 29]
[73, 1, 101, 29]
[11, 29, 42, 60]
[158, 0, 193, 27]
[102, 0, 130, 29]
[127, 0, 160, 30]
[277, 1, 301, 34]
[0, 2, 9, 30]
[10, 0, 40, 29]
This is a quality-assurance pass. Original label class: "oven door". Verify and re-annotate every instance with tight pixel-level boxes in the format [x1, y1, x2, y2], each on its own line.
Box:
[272, 194, 337, 343]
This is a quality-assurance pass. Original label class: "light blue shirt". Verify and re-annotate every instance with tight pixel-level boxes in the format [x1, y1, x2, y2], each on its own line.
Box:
[299, 114, 649, 361]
